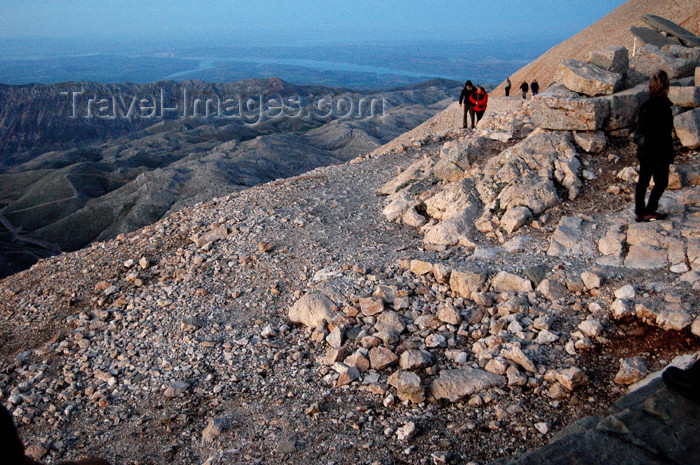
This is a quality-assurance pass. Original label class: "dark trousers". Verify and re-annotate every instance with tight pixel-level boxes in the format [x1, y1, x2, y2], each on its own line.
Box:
[463, 105, 476, 128]
[635, 157, 669, 215]
[475, 110, 485, 124]
[505, 87, 510, 96]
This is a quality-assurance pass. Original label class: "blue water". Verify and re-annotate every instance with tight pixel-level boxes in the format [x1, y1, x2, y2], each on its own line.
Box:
[163, 56, 463, 81]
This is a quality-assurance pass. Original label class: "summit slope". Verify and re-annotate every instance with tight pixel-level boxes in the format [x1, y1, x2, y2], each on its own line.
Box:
[492, 0, 700, 93]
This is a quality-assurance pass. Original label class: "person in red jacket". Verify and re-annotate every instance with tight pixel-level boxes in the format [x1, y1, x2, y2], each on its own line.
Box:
[469, 86, 488, 126]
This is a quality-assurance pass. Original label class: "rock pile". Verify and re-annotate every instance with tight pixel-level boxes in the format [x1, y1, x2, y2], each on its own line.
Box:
[289, 258, 602, 410]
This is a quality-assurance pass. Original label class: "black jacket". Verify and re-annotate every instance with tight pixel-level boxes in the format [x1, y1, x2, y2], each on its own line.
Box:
[635, 95, 674, 163]
[460, 86, 476, 106]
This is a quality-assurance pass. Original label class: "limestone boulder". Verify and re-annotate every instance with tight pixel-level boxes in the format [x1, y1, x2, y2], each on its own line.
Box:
[450, 269, 488, 298]
[422, 212, 477, 249]
[382, 191, 419, 222]
[548, 216, 583, 257]
[668, 86, 700, 108]
[642, 14, 700, 48]
[662, 45, 700, 62]
[656, 304, 692, 331]
[530, 85, 610, 130]
[439, 136, 484, 171]
[574, 131, 607, 153]
[289, 291, 338, 329]
[556, 367, 589, 391]
[497, 175, 560, 215]
[586, 46, 629, 74]
[430, 367, 506, 403]
[388, 370, 425, 404]
[674, 108, 700, 149]
[500, 206, 532, 234]
[491, 271, 533, 293]
[600, 83, 648, 130]
[369, 346, 399, 370]
[378, 157, 433, 196]
[630, 45, 696, 79]
[432, 159, 464, 182]
[424, 179, 478, 221]
[554, 59, 623, 96]
[630, 26, 679, 48]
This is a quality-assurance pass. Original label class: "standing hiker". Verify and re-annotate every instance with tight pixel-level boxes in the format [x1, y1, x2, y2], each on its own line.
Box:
[520, 81, 529, 98]
[470, 86, 489, 126]
[531, 79, 540, 96]
[633, 70, 674, 223]
[504, 77, 511, 96]
[459, 80, 477, 129]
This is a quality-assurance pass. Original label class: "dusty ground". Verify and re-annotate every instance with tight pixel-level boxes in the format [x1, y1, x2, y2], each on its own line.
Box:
[1, 96, 699, 465]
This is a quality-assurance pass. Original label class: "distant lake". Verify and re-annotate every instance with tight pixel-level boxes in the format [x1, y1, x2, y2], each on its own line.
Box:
[162, 56, 463, 81]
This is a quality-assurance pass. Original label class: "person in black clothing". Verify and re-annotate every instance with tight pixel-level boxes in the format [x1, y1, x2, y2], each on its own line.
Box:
[634, 70, 674, 223]
[531, 79, 540, 96]
[504, 77, 511, 97]
[459, 80, 477, 129]
[520, 81, 529, 98]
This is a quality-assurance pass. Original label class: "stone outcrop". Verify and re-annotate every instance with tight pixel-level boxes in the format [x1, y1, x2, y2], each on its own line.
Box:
[489, 378, 700, 465]
[630, 26, 679, 48]
[586, 46, 629, 75]
[530, 85, 609, 130]
[642, 14, 700, 47]
[554, 59, 623, 96]
[674, 108, 700, 148]
[630, 44, 696, 79]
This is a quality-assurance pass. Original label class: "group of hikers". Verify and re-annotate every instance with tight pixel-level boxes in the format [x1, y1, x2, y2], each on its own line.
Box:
[503, 77, 540, 98]
[0, 68, 695, 465]
[458, 77, 541, 129]
[458, 80, 489, 129]
[458, 69, 674, 225]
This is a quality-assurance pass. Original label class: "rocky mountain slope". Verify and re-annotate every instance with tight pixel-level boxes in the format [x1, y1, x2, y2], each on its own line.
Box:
[491, 0, 700, 94]
[2, 4, 700, 465]
[0, 78, 460, 278]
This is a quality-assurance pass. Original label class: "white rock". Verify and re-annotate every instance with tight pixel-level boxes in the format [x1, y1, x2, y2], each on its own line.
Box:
[611, 299, 634, 320]
[614, 284, 635, 300]
[580, 271, 603, 289]
[288, 291, 338, 329]
[578, 318, 604, 337]
[396, 421, 416, 441]
[535, 422, 549, 434]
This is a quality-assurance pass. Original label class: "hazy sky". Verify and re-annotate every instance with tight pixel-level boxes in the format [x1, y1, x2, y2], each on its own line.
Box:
[0, 0, 626, 43]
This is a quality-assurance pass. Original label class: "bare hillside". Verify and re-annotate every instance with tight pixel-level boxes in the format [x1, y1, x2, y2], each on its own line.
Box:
[493, 0, 700, 94]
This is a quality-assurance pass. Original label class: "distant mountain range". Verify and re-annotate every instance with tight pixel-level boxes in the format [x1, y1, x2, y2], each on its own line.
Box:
[0, 77, 461, 277]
